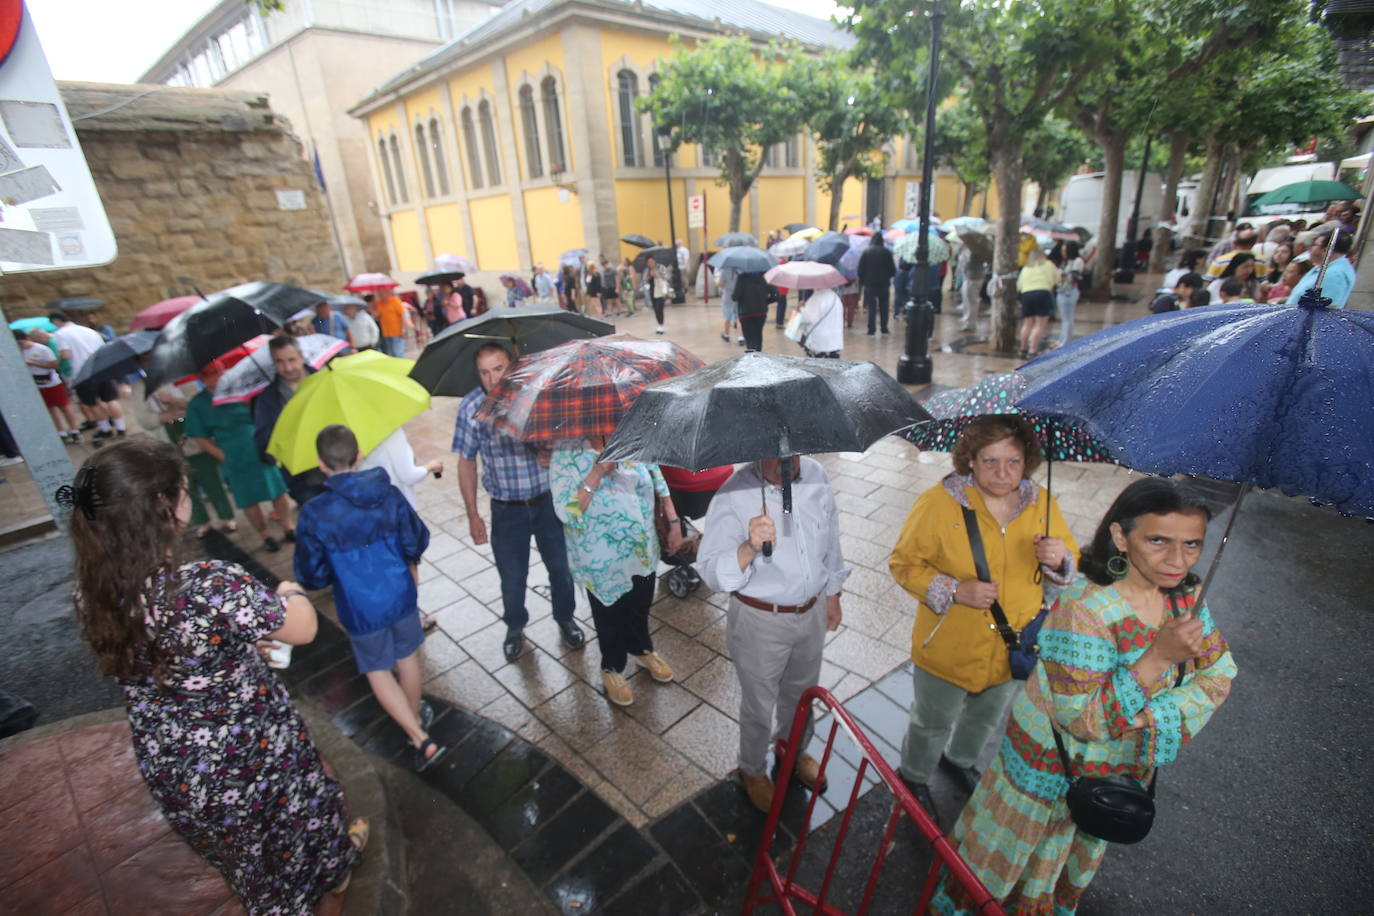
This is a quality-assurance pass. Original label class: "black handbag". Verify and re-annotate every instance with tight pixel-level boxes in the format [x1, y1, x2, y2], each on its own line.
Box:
[1050, 601, 1187, 845]
[960, 506, 1045, 680]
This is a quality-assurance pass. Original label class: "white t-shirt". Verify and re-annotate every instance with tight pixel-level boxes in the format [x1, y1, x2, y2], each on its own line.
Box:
[52, 322, 105, 376]
[360, 428, 428, 510]
[21, 340, 61, 387]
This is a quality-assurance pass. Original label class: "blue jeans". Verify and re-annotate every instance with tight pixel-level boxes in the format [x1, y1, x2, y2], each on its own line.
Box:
[381, 336, 405, 357]
[1056, 285, 1080, 345]
[490, 494, 576, 629]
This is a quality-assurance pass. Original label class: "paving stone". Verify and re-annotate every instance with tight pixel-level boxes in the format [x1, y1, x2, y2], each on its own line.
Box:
[532, 681, 621, 753]
[480, 692, 553, 745]
[662, 701, 740, 778]
[424, 658, 508, 712]
[536, 734, 602, 788]
[840, 534, 894, 573]
[641, 763, 713, 820]
[583, 718, 692, 807]
[681, 654, 742, 720]
[586, 777, 648, 830]
[419, 630, 469, 678]
[431, 594, 501, 641]
[836, 592, 909, 640]
[824, 629, 911, 682]
[417, 574, 466, 613]
[431, 545, 492, 581]
[621, 677, 702, 735]
[460, 619, 519, 674]
[598, 860, 702, 916]
[424, 530, 464, 561]
[842, 564, 898, 602]
[829, 473, 881, 498]
[458, 565, 506, 606]
[493, 648, 579, 707]
[649, 802, 751, 907]
[651, 594, 723, 637]
[639, 622, 719, 681]
[511, 789, 618, 886]
[545, 823, 656, 911]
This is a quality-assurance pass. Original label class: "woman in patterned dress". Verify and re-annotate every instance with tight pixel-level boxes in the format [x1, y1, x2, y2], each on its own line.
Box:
[67, 438, 365, 915]
[550, 437, 683, 707]
[932, 477, 1237, 914]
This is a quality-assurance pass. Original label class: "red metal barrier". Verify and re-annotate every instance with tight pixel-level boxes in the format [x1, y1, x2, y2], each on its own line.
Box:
[741, 685, 1006, 916]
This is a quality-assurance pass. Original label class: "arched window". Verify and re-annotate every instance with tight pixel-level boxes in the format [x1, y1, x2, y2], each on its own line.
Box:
[519, 85, 543, 179]
[541, 76, 567, 174]
[616, 70, 641, 168]
[784, 135, 799, 168]
[430, 117, 450, 195]
[648, 74, 668, 168]
[478, 100, 502, 185]
[378, 137, 397, 205]
[389, 133, 408, 202]
[415, 122, 436, 197]
[461, 106, 484, 189]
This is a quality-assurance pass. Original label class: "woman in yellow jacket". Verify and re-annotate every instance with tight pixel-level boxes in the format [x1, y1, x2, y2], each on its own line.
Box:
[889, 416, 1077, 821]
[1016, 246, 1059, 359]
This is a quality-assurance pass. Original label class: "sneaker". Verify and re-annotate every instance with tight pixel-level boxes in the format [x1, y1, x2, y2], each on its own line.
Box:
[92, 429, 111, 441]
[114, 429, 127, 439]
[740, 770, 774, 813]
[655, 326, 665, 335]
[263, 537, 281, 553]
[601, 669, 634, 706]
[720, 333, 730, 342]
[736, 336, 745, 344]
[65, 432, 81, 445]
[634, 651, 673, 683]
[0, 456, 23, 467]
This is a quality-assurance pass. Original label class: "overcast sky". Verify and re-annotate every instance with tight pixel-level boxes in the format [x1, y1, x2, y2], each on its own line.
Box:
[29, 0, 843, 84]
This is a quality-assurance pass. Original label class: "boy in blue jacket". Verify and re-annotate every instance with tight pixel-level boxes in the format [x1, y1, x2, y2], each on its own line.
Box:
[295, 424, 446, 771]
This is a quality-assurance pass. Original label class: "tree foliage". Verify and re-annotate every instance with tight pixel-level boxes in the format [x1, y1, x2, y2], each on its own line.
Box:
[1022, 117, 1093, 213]
[641, 36, 808, 231]
[930, 95, 989, 215]
[798, 55, 908, 230]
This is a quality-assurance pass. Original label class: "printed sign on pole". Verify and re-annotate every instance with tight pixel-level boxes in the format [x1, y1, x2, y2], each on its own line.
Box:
[0, 1, 116, 272]
[687, 193, 704, 229]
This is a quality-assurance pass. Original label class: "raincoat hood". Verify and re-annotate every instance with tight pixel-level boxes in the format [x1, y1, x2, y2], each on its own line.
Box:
[322, 466, 394, 509]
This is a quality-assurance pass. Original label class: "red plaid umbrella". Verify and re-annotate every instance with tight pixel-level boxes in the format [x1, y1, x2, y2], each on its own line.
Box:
[475, 334, 705, 441]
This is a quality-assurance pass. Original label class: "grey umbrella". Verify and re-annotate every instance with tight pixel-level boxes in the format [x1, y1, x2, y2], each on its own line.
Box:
[707, 247, 776, 274]
[714, 232, 758, 248]
[600, 352, 931, 554]
[620, 234, 655, 249]
[801, 232, 850, 266]
[69, 330, 160, 387]
[44, 296, 105, 312]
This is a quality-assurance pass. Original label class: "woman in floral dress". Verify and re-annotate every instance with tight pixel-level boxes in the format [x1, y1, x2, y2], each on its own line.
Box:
[932, 477, 1237, 914]
[67, 438, 364, 915]
[550, 437, 683, 707]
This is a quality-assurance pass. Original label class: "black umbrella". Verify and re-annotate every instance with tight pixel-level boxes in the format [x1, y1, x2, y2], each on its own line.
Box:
[318, 292, 367, 309]
[714, 232, 758, 248]
[707, 247, 777, 274]
[69, 330, 160, 388]
[631, 246, 677, 273]
[409, 304, 614, 398]
[802, 232, 850, 266]
[621, 234, 655, 249]
[416, 269, 466, 285]
[600, 352, 931, 555]
[782, 223, 811, 234]
[45, 296, 105, 312]
[141, 283, 318, 391]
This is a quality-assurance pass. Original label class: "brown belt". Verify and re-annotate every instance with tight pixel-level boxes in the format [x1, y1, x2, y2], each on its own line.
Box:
[733, 592, 816, 614]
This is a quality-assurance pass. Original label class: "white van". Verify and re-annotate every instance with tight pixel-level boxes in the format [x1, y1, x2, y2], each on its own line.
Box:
[1059, 171, 1165, 245]
[1240, 161, 1336, 226]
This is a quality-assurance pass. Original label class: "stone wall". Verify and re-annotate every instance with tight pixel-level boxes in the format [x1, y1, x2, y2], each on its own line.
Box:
[0, 82, 345, 329]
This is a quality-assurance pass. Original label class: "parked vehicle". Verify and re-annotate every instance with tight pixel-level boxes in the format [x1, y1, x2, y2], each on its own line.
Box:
[1240, 161, 1336, 226]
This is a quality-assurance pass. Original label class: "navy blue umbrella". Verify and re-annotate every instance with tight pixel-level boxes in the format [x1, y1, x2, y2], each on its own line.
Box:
[1016, 297, 1374, 594]
[707, 246, 776, 274]
[801, 232, 850, 266]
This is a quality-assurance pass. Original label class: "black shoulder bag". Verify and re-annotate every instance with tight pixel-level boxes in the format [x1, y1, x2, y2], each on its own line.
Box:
[960, 506, 1046, 680]
[1049, 596, 1188, 845]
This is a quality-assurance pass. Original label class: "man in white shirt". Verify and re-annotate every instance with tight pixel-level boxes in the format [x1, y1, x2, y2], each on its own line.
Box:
[50, 310, 125, 442]
[697, 456, 849, 813]
[342, 301, 380, 350]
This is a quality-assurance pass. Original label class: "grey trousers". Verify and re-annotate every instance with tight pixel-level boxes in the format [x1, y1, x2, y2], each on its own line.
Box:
[726, 595, 828, 776]
[899, 665, 1020, 784]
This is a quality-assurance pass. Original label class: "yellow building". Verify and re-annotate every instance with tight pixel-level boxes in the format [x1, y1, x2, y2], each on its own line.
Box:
[349, 0, 916, 282]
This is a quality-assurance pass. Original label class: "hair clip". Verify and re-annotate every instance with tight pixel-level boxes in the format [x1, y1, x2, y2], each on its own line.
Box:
[57, 466, 102, 520]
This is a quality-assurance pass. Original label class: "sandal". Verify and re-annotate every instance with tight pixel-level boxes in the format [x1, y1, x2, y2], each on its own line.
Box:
[330, 818, 370, 895]
[420, 613, 438, 634]
[414, 737, 448, 773]
[222, 520, 238, 533]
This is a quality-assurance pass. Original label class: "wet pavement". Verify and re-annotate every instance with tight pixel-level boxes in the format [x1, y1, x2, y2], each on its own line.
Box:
[3, 287, 1372, 912]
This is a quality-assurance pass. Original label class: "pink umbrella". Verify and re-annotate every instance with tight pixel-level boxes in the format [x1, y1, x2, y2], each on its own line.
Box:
[129, 295, 200, 330]
[884, 228, 906, 242]
[434, 253, 477, 273]
[764, 261, 847, 290]
[844, 226, 874, 236]
[345, 272, 398, 292]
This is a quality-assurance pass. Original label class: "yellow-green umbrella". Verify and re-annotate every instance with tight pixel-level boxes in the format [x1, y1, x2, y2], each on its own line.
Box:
[787, 226, 823, 242]
[267, 350, 430, 474]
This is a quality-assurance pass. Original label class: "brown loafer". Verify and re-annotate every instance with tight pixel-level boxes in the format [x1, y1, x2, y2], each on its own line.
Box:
[795, 753, 828, 793]
[740, 770, 774, 813]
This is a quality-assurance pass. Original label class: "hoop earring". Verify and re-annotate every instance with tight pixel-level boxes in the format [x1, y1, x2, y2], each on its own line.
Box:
[1106, 554, 1129, 580]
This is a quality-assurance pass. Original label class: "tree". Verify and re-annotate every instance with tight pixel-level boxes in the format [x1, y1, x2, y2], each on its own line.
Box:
[799, 56, 908, 230]
[641, 36, 807, 232]
[1021, 117, 1093, 215]
[842, 0, 1117, 352]
[930, 95, 990, 216]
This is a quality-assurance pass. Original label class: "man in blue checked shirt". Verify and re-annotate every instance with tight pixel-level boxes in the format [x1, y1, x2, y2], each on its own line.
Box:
[454, 343, 584, 661]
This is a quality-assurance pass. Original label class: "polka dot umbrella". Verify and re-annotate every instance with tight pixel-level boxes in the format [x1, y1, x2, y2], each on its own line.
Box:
[906, 370, 1113, 463]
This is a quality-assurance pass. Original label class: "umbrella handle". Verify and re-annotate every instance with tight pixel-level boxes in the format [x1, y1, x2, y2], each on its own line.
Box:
[760, 481, 773, 557]
[1193, 482, 1248, 613]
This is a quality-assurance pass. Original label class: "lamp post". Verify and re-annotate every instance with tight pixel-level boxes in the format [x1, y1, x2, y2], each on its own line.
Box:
[658, 125, 685, 302]
[897, 0, 944, 385]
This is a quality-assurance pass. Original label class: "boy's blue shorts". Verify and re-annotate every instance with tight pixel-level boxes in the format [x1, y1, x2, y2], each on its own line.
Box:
[348, 611, 424, 673]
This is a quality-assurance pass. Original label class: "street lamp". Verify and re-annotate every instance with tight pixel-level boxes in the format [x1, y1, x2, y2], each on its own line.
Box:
[897, 0, 944, 385]
[657, 124, 685, 302]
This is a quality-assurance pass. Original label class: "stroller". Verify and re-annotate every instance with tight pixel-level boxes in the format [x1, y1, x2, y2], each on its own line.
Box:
[658, 465, 734, 598]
